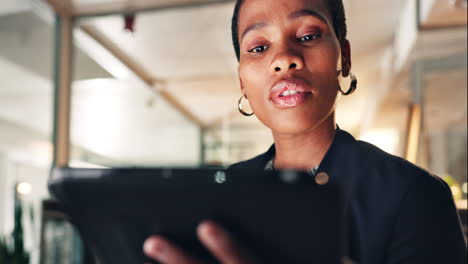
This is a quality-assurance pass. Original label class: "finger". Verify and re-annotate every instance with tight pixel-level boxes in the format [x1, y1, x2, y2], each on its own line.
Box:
[143, 236, 202, 264]
[197, 221, 257, 264]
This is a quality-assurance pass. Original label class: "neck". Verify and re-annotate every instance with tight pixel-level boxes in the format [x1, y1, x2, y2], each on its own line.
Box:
[272, 114, 336, 171]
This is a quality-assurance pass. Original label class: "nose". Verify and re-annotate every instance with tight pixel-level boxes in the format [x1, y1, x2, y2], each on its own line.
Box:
[270, 45, 304, 74]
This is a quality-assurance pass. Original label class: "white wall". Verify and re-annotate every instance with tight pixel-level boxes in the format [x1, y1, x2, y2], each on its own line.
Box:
[0, 151, 49, 264]
[0, 152, 8, 236]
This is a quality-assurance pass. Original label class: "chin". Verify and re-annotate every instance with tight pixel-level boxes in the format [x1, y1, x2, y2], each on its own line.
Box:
[271, 123, 317, 135]
[260, 111, 329, 135]
[252, 97, 337, 134]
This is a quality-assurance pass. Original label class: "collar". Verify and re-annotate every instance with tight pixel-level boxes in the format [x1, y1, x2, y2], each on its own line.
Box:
[264, 156, 319, 176]
[316, 128, 361, 192]
[261, 128, 361, 192]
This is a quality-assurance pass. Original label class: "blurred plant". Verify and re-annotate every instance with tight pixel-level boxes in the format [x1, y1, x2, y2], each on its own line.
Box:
[13, 189, 29, 264]
[0, 184, 30, 264]
[442, 174, 463, 201]
[0, 236, 9, 263]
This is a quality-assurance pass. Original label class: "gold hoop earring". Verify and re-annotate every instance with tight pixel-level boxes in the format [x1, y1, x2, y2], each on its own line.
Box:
[338, 72, 357, 96]
[238, 94, 254, 116]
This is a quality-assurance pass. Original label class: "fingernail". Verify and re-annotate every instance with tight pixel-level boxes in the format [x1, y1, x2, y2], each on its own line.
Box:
[144, 238, 165, 260]
[199, 221, 225, 245]
[199, 221, 217, 238]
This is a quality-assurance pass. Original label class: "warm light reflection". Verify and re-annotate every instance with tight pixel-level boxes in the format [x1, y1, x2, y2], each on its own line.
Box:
[359, 129, 400, 155]
[10, 141, 52, 168]
[451, 186, 462, 199]
[463, 182, 467, 194]
[29, 141, 52, 166]
[73, 78, 127, 156]
[17, 182, 32, 195]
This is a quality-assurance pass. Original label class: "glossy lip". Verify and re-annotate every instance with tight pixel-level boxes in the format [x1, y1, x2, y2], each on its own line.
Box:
[269, 78, 313, 108]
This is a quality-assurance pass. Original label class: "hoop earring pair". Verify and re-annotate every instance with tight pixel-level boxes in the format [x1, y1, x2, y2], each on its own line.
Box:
[338, 71, 358, 96]
[238, 94, 254, 116]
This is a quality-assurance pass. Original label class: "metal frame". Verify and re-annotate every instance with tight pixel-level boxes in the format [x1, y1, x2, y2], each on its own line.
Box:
[52, 14, 74, 168]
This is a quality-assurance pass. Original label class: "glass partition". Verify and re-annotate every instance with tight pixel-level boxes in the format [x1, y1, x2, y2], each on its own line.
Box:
[69, 78, 201, 167]
[0, 6, 55, 263]
[423, 65, 467, 202]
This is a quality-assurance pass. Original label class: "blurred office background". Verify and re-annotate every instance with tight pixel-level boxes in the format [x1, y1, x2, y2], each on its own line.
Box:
[0, 0, 466, 263]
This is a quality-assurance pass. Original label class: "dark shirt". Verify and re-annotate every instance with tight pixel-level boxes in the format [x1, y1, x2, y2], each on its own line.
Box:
[228, 128, 467, 264]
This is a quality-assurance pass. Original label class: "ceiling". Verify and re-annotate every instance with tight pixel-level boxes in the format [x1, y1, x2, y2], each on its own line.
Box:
[74, 0, 409, 129]
[0, 10, 111, 82]
[0, 0, 30, 16]
[0, 0, 466, 165]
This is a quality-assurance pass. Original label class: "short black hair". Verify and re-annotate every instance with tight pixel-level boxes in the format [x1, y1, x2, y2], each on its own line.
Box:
[231, 0, 347, 60]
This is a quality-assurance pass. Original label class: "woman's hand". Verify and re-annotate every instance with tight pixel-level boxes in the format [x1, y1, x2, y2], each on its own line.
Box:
[143, 220, 257, 264]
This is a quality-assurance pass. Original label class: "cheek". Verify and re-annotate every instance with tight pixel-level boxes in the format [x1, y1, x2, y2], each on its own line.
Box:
[239, 62, 267, 101]
[303, 45, 341, 92]
[239, 62, 274, 126]
[305, 44, 340, 73]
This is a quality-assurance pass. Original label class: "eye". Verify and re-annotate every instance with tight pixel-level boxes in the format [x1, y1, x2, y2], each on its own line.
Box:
[248, 45, 269, 53]
[298, 34, 321, 42]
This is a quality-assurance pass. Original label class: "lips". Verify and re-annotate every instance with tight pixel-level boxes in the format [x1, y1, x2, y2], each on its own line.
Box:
[269, 78, 312, 108]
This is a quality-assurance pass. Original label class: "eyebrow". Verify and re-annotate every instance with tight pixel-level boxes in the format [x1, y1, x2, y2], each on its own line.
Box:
[288, 9, 328, 24]
[240, 22, 268, 41]
[240, 9, 328, 41]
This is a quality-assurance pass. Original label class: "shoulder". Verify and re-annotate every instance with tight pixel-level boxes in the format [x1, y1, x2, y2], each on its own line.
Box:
[336, 129, 454, 212]
[355, 139, 450, 198]
[365, 141, 468, 263]
[349, 139, 466, 261]
[357, 140, 424, 175]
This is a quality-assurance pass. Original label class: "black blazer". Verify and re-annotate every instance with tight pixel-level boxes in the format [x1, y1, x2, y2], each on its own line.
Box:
[228, 129, 467, 264]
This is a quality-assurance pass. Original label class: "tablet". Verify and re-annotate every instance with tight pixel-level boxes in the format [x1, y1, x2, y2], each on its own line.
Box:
[48, 167, 344, 264]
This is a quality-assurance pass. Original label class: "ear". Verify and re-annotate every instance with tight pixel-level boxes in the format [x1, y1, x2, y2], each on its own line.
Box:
[238, 66, 247, 97]
[340, 39, 352, 77]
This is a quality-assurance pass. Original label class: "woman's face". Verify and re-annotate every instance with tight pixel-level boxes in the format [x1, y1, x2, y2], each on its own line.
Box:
[237, 0, 351, 134]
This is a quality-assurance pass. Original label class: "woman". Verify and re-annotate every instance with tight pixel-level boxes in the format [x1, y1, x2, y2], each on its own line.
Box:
[144, 0, 467, 263]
